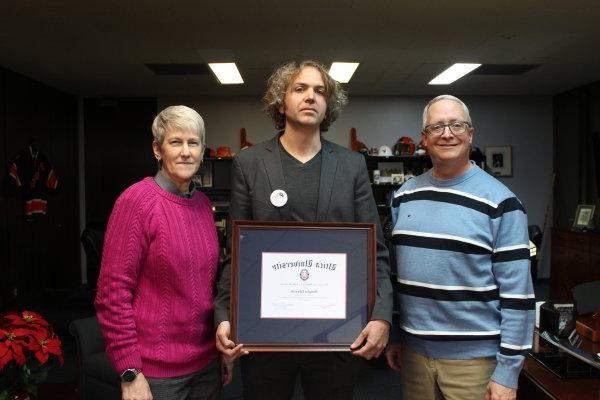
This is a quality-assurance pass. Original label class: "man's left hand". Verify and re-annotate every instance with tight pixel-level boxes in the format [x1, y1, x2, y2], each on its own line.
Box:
[350, 320, 389, 359]
[485, 381, 516, 400]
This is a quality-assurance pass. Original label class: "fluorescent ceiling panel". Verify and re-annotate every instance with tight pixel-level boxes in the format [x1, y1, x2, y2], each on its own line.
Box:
[429, 63, 482, 85]
[329, 62, 360, 83]
[208, 63, 244, 84]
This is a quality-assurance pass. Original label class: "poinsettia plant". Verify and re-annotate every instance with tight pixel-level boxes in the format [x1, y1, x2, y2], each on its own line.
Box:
[0, 310, 63, 400]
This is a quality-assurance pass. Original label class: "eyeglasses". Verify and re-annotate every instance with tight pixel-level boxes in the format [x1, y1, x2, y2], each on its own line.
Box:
[423, 121, 471, 137]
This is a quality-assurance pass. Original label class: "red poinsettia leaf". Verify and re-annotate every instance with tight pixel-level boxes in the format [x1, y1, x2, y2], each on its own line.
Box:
[24, 311, 50, 327]
[5, 337, 21, 349]
[29, 328, 50, 342]
[11, 342, 26, 365]
[3, 314, 22, 323]
[0, 341, 12, 369]
[3, 311, 50, 329]
[12, 327, 36, 337]
[22, 311, 47, 321]
[45, 338, 63, 356]
[24, 337, 40, 351]
[0, 349, 12, 369]
[35, 348, 49, 364]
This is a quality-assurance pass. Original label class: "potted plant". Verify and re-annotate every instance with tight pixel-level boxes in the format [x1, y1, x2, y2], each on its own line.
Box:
[0, 311, 63, 400]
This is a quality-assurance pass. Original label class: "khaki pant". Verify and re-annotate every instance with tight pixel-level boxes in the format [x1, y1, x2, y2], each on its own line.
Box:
[401, 346, 496, 400]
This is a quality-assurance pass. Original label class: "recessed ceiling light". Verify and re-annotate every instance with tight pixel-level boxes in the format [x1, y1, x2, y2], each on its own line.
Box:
[329, 62, 360, 83]
[429, 63, 482, 85]
[208, 63, 244, 84]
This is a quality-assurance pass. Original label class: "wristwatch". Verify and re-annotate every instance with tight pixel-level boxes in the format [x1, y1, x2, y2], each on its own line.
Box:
[120, 368, 141, 382]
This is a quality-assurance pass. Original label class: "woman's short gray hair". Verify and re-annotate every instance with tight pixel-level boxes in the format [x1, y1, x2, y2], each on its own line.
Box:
[152, 105, 206, 146]
[422, 95, 472, 129]
[262, 60, 348, 132]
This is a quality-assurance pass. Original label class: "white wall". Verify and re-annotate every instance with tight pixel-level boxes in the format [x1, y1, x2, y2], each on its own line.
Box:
[160, 95, 554, 276]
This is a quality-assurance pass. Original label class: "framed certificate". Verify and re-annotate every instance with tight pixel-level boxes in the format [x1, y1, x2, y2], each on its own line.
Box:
[230, 220, 376, 351]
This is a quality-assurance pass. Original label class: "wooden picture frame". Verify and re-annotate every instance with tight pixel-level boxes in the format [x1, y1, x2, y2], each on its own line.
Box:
[194, 161, 212, 188]
[485, 146, 512, 177]
[230, 220, 376, 352]
[572, 204, 596, 230]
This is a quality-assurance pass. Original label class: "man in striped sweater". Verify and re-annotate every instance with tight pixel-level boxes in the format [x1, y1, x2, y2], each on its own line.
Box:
[385, 95, 534, 400]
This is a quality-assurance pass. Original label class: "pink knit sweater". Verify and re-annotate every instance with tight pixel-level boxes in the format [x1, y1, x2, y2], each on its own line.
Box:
[95, 177, 219, 378]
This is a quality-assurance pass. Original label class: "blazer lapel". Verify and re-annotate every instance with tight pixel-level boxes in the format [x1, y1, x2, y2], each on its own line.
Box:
[262, 135, 291, 220]
[316, 140, 338, 220]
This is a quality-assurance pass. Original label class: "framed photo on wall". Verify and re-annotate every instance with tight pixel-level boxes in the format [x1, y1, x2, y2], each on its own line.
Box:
[485, 146, 512, 177]
[193, 162, 212, 188]
[572, 204, 596, 230]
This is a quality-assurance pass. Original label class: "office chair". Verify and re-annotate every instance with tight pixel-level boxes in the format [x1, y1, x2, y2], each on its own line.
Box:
[572, 280, 600, 315]
[69, 316, 120, 400]
[80, 228, 105, 288]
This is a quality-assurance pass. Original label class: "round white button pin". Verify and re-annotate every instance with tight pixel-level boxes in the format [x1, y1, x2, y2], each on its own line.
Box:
[270, 189, 288, 207]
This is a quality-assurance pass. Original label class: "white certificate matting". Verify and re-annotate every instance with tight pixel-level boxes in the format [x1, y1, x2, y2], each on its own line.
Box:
[260, 252, 347, 319]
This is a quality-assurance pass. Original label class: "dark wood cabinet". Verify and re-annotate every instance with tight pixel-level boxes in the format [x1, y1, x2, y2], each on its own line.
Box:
[198, 157, 232, 201]
[197, 157, 232, 260]
[550, 228, 600, 300]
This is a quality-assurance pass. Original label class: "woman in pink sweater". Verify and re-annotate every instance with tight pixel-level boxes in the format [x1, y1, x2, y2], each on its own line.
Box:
[95, 105, 233, 400]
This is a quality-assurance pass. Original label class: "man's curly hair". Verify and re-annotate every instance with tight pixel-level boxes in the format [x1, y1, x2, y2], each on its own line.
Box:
[262, 60, 348, 132]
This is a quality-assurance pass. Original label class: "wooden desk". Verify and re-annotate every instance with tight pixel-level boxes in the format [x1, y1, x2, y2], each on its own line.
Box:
[550, 228, 600, 300]
[518, 333, 600, 399]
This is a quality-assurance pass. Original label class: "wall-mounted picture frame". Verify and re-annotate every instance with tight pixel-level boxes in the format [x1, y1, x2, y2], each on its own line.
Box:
[572, 204, 596, 230]
[193, 162, 212, 188]
[485, 146, 512, 177]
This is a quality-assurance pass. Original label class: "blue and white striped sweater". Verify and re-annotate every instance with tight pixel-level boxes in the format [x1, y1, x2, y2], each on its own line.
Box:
[391, 164, 534, 389]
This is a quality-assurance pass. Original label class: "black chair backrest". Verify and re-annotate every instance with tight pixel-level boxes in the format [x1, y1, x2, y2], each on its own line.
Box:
[81, 228, 105, 288]
[572, 280, 600, 315]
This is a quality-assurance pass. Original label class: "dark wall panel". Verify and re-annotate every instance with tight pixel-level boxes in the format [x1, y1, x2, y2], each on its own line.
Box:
[554, 81, 600, 228]
[0, 67, 79, 308]
[84, 98, 157, 228]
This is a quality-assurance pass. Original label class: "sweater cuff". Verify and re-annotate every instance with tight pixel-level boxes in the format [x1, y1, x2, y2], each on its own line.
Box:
[111, 351, 143, 375]
[491, 361, 521, 389]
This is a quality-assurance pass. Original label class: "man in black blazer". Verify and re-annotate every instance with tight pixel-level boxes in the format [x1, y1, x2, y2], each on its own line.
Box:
[215, 60, 392, 400]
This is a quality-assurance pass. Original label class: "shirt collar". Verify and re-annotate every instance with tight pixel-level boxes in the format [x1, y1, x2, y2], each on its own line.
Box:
[154, 170, 196, 198]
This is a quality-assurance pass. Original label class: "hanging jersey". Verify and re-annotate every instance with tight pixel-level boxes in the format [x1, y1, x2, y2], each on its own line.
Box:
[8, 146, 58, 220]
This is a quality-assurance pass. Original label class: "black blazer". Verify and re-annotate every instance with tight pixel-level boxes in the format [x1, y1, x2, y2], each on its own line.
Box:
[214, 135, 392, 325]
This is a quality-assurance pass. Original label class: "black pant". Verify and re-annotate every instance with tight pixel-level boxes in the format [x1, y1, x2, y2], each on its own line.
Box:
[146, 359, 221, 400]
[241, 352, 364, 400]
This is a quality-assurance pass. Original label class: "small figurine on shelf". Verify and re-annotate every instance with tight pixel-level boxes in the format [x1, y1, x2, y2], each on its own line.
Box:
[240, 127, 253, 150]
[349, 127, 368, 153]
[373, 169, 381, 184]
[393, 136, 415, 156]
[378, 145, 393, 157]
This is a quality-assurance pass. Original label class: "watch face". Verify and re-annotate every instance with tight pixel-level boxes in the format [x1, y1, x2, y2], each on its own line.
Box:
[122, 369, 138, 382]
